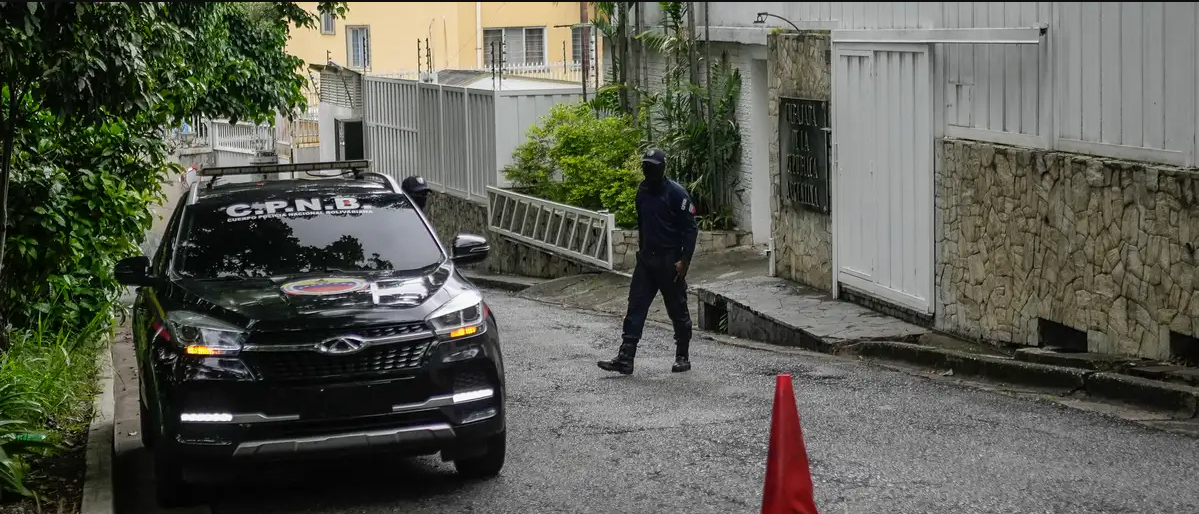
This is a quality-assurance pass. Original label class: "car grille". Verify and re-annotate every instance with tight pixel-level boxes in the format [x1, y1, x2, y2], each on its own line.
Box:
[245, 340, 433, 381]
[246, 322, 429, 346]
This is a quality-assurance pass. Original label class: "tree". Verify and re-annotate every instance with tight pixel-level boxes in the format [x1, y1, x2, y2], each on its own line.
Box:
[0, 2, 347, 330]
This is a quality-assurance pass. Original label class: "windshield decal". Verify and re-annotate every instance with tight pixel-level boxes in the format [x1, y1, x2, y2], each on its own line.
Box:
[225, 197, 371, 222]
[281, 277, 370, 296]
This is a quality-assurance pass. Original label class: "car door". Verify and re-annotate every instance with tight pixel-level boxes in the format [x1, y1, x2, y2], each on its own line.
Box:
[135, 195, 187, 409]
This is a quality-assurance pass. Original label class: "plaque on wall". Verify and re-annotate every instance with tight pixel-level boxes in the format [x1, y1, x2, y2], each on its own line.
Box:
[779, 97, 831, 214]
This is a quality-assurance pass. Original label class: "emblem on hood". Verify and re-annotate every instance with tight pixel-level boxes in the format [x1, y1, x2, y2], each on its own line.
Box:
[315, 336, 367, 355]
[281, 277, 369, 296]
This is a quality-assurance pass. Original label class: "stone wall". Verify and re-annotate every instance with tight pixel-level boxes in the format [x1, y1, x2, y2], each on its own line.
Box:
[936, 139, 1199, 360]
[611, 229, 751, 271]
[423, 192, 590, 279]
[767, 32, 834, 292]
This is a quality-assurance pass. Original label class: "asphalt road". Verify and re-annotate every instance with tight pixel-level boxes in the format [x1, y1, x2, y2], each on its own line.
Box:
[114, 289, 1199, 514]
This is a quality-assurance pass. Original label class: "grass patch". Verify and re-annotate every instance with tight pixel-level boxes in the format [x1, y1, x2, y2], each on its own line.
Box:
[0, 306, 112, 509]
[1, 313, 108, 436]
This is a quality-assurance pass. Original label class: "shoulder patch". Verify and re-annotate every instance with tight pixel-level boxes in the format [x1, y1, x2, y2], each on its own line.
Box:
[681, 197, 696, 215]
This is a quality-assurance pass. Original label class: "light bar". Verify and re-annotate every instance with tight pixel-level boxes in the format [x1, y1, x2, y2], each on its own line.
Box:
[452, 388, 495, 404]
[199, 160, 371, 177]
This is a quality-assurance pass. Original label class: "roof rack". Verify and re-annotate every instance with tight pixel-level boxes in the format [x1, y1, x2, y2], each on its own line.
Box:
[187, 160, 403, 204]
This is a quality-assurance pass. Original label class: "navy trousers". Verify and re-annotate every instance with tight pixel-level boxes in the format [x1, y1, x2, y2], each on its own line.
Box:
[620, 249, 693, 355]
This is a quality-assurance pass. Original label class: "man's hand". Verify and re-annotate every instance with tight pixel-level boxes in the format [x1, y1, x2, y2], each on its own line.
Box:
[674, 260, 689, 282]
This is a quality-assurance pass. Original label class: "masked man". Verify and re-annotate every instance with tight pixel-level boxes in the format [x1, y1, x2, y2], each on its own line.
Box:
[598, 148, 699, 375]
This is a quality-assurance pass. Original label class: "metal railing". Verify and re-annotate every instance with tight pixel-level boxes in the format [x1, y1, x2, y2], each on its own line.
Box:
[369, 61, 603, 90]
[486, 186, 615, 270]
[210, 120, 276, 154]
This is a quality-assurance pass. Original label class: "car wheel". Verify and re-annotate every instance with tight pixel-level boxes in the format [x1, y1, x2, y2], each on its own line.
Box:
[138, 396, 156, 448]
[153, 441, 192, 508]
[453, 430, 506, 479]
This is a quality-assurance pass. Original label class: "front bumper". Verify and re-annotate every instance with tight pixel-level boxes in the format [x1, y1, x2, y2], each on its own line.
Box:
[168, 384, 505, 462]
[156, 323, 505, 463]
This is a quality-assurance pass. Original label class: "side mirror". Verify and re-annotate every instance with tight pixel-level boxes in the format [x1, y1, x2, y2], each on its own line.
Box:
[451, 234, 490, 266]
[114, 256, 156, 287]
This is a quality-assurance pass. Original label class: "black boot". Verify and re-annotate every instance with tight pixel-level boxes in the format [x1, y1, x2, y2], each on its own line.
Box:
[597, 341, 637, 375]
[672, 341, 691, 373]
[671, 355, 691, 373]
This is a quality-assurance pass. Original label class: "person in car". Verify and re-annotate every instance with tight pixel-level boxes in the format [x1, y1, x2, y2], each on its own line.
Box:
[402, 175, 431, 210]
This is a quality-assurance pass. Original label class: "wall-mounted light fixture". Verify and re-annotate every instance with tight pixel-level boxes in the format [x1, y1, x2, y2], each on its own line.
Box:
[753, 12, 802, 33]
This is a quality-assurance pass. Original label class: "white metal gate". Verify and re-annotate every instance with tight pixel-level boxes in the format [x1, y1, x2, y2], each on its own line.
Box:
[833, 42, 934, 314]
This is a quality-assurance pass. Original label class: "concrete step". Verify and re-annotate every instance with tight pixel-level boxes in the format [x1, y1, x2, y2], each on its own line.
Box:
[691, 276, 1199, 418]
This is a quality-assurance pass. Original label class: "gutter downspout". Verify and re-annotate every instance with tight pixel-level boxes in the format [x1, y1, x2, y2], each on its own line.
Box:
[476, 2, 484, 68]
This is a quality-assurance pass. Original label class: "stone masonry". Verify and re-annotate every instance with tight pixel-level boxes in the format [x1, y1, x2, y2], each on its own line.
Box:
[767, 31, 833, 292]
[936, 139, 1199, 360]
[610, 229, 751, 272]
[424, 192, 590, 279]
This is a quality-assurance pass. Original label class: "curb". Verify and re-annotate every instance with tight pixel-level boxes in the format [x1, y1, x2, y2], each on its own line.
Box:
[1085, 372, 1199, 417]
[463, 273, 539, 293]
[80, 342, 116, 514]
[693, 288, 1199, 418]
[842, 341, 1090, 390]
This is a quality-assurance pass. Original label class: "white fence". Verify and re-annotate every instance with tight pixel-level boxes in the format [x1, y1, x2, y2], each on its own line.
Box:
[486, 187, 616, 270]
[636, 1, 1199, 167]
[362, 75, 584, 203]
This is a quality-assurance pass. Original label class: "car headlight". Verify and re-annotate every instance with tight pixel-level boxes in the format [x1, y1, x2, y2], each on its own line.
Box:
[164, 311, 248, 356]
[425, 290, 487, 340]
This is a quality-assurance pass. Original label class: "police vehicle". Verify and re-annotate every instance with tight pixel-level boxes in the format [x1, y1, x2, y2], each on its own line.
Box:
[116, 160, 506, 507]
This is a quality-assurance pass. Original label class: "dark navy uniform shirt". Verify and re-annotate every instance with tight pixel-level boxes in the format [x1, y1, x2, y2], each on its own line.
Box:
[636, 178, 699, 263]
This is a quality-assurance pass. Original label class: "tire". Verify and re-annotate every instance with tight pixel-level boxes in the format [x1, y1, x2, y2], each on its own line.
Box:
[138, 397, 156, 448]
[453, 430, 506, 479]
[153, 441, 192, 508]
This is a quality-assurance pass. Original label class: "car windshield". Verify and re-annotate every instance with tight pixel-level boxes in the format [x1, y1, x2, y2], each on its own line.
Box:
[172, 192, 444, 279]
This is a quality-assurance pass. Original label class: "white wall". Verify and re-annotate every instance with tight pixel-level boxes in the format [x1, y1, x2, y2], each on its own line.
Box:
[635, 1, 1199, 168]
[749, 59, 771, 244]
[493, 89, 585, 186]
[318, 102, 354, 161]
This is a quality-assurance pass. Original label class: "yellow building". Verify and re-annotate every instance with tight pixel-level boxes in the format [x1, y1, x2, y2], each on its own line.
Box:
[287, 2, 602, 82]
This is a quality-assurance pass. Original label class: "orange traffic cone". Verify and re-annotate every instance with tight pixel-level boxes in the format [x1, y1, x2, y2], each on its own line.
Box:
[761, 373, 820, 514]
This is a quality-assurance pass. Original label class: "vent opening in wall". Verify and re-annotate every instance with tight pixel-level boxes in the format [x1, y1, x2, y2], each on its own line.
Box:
[1037, 318, 1087, 353]
[700, 299, 729, 335]
[1169, 331, 1199, 367]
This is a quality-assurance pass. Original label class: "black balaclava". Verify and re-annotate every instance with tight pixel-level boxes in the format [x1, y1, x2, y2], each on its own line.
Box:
[641, 148, 667, 193]
[411, 190, 429, 210]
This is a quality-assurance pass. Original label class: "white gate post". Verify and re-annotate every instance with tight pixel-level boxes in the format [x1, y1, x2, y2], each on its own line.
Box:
[603, 210, 616, 268]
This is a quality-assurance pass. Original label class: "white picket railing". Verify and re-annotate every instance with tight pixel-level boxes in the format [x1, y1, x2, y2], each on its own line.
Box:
[370, 61, 603, 90]
[209, 120, 277, 154]
[486, 186, 615, 270]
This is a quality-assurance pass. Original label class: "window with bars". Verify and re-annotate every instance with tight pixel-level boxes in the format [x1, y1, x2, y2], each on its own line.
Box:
[571, 27, 597, 66]
[347, 26, 371, 70]
[483, 27, 547, 67]
[321, 12, 335, 34]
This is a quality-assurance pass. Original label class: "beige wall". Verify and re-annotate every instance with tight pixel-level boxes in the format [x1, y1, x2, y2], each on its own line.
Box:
[287, 2, 600, 73]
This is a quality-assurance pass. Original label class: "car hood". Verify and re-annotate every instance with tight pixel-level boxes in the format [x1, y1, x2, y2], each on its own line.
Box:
[171, 264, 470, 331]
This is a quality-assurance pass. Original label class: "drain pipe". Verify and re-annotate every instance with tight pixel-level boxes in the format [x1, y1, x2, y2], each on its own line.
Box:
[475, 2, 483, 68]
[767, 237, 776, 277]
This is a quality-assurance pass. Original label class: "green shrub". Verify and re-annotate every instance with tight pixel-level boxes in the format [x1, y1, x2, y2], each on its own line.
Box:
[2, 104, 167, 333]
[503, 103, 644, 227]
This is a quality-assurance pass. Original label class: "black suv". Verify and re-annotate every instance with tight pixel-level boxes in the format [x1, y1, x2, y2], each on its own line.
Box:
[115, 161, 506, 507]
